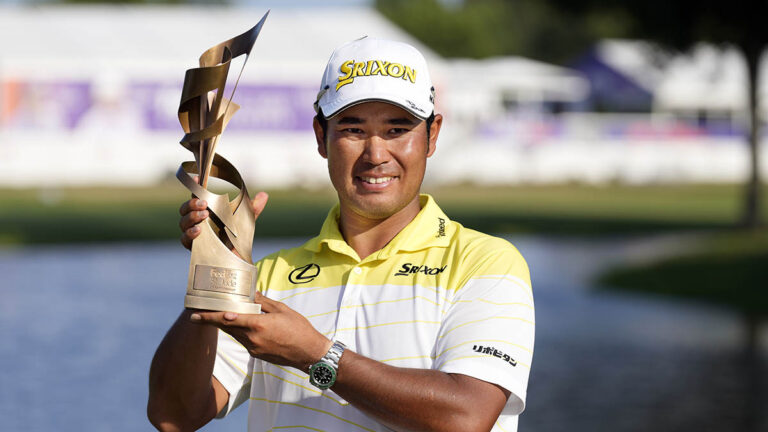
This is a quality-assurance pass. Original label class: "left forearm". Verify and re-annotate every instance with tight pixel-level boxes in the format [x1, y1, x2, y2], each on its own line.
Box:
[331, 350, 506, 432]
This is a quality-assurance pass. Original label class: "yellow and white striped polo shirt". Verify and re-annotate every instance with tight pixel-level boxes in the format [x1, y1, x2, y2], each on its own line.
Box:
[213, 194, 534, 432]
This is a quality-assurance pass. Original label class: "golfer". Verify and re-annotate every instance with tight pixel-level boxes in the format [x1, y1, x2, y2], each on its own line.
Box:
[148, 37, 534, 432]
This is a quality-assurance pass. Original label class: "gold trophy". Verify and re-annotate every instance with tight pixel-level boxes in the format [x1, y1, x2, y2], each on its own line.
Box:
[175, 12, 269, 314]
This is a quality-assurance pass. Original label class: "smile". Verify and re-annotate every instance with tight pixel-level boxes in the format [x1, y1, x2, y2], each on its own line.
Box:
[359, 176, 396, 184]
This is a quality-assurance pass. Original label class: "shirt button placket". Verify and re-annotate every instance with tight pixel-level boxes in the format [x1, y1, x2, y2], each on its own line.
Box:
[335, 266, 362, 344]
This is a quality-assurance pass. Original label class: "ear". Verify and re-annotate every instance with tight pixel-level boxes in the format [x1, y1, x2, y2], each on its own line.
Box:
[313, 117, 328, 159]
[426, 113, 443, 158]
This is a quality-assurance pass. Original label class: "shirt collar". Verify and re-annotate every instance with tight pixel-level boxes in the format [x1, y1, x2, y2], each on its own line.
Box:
[303, 194, 452, 262]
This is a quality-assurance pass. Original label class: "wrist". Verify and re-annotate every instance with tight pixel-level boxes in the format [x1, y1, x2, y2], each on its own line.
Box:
[302, 337, 333, 372]
[308, 340, 347, 390]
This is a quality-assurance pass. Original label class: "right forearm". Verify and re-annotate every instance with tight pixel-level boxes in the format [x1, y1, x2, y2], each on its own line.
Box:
[148, 310, 221, 429]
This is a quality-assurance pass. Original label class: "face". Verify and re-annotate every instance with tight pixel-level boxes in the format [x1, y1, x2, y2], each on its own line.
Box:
[314, 101, 442, 220]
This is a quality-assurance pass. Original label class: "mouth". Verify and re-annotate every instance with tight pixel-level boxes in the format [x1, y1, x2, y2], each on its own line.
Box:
[355, 175, 398, 189]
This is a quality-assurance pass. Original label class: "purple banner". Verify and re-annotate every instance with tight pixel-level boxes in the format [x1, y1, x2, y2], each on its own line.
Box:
[1, 80, 317, 133]
[1, 80, 92, 130]
[225, 85, 317, 132]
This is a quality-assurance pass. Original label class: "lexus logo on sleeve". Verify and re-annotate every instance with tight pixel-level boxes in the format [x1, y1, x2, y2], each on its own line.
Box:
[288, 263, 321, 284]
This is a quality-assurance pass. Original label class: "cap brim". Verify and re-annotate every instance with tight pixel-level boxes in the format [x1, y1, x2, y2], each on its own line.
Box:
[321, 97, 431, 121]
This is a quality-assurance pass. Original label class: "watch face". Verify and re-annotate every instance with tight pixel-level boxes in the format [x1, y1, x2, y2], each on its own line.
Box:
[310, 362, 337, 389]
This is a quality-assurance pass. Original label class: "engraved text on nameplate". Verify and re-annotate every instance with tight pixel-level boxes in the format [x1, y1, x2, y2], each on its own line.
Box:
[193, 265, 252, 297]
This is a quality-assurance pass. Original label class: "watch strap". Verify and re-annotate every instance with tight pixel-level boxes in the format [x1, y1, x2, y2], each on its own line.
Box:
[323, 340, 346, 369]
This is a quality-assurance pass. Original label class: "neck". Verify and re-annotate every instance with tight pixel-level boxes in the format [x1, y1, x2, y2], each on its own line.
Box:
[338, 196, 422, 260]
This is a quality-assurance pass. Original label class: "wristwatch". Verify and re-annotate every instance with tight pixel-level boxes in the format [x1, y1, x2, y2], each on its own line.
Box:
[308, 340, 346, 390]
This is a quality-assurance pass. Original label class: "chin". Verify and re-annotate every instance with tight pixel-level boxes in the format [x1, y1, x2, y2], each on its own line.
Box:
[348, 193, 417, 220]
[352, 202, 400, 220]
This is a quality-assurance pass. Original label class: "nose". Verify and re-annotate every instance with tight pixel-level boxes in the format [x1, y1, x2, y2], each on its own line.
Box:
[362, 135, 390, 165]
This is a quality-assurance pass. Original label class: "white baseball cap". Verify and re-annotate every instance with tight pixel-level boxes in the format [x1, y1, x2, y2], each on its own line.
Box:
[314, 37, 435, 120]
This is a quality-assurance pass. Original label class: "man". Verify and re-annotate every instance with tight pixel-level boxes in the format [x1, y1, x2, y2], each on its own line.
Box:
[148, 37, 534, 432]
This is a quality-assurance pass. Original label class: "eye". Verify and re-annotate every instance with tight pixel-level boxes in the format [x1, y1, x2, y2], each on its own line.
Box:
[341, 127, 364, 134]
[389, 127, 410, 135]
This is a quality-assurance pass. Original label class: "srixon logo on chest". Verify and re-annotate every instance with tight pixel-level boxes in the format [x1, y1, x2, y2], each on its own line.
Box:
[395, 263, 448, 276]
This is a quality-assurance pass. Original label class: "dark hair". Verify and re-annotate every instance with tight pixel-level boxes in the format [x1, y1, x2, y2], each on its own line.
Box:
[425, 111, 436, 136]
[314, 109, 436, 144]
[315, 109, 329, 142]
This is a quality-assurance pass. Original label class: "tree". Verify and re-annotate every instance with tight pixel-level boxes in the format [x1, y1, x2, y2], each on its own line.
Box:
[375, 0, 625, 64]
[547, 0, 764, 228]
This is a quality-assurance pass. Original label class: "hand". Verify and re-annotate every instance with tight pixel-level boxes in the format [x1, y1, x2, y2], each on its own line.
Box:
[179, 191, 269, 250]
[189, 292, 331, 371]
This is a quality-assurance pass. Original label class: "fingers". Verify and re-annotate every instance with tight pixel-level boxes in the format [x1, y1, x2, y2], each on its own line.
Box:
[179, 198, 208, 250]
[179, 197, 208, 217]
[187, 293, 279, 325]
[180, 232, 193, 250]
[251, 192, 269, 218]
[179, 215, 206, 249]
[189, 310, 249, 328]
[253, 291, 282, 314]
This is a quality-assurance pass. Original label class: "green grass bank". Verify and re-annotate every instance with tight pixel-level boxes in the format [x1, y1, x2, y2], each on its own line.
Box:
[596, 230, 768, 316]
[0, 183, 763, 245]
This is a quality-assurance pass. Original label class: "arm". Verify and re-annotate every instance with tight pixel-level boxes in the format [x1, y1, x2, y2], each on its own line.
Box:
[192, 294, 509, 432]
[147, 193, 269, 430]
[333, 352, 509, 432]
[147, 311, 229, 431]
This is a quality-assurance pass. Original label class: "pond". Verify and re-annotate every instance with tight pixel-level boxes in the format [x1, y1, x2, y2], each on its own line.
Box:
[0, 236, 763, 431]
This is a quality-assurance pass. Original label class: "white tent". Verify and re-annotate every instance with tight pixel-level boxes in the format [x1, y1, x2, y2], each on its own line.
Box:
[653, 43, 768, 118]
[591, 40, 768, 118]
[444, 56, 588, 122]
[594, 39, 667, 93]
[0, 4, 444, 83]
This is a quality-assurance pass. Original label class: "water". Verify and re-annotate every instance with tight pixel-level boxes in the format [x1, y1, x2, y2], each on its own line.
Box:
[0, 236, 764, 431]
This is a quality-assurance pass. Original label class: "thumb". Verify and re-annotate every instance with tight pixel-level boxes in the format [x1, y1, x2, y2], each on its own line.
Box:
[252, 192, 269, 218]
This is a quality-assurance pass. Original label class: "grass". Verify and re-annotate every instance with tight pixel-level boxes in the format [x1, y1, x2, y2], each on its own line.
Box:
[427, 183, 755, 235]
[0, 182, 764, 245]
[596, 230, 768, 316]
[0, 184, 337, 245]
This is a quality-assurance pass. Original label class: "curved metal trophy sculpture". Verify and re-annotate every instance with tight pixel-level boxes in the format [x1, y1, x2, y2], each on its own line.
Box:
[176, 12, 269, 314]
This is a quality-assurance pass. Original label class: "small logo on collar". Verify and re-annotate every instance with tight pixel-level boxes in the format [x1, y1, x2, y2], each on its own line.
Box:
[436, 217, 446, 238]
[289, 263, 320, 284]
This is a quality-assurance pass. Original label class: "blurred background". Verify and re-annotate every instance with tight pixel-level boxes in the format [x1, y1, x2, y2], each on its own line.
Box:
[0, 0, 766, 431]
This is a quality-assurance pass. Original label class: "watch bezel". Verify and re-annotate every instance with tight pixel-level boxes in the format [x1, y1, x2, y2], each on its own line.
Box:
[309, 361, 337, 390]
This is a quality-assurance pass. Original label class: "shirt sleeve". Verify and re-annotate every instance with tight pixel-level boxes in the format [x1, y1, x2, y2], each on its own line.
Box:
[212, 255, 273, 418]
[212, 329, 253, 418]
[434, 243, 534, 415]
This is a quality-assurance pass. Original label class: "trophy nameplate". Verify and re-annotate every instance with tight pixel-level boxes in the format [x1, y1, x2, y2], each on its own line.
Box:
[175, 12, 269, 314]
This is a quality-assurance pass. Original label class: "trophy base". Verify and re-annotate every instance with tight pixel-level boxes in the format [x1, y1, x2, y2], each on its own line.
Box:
[185, 295, 262, 314]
